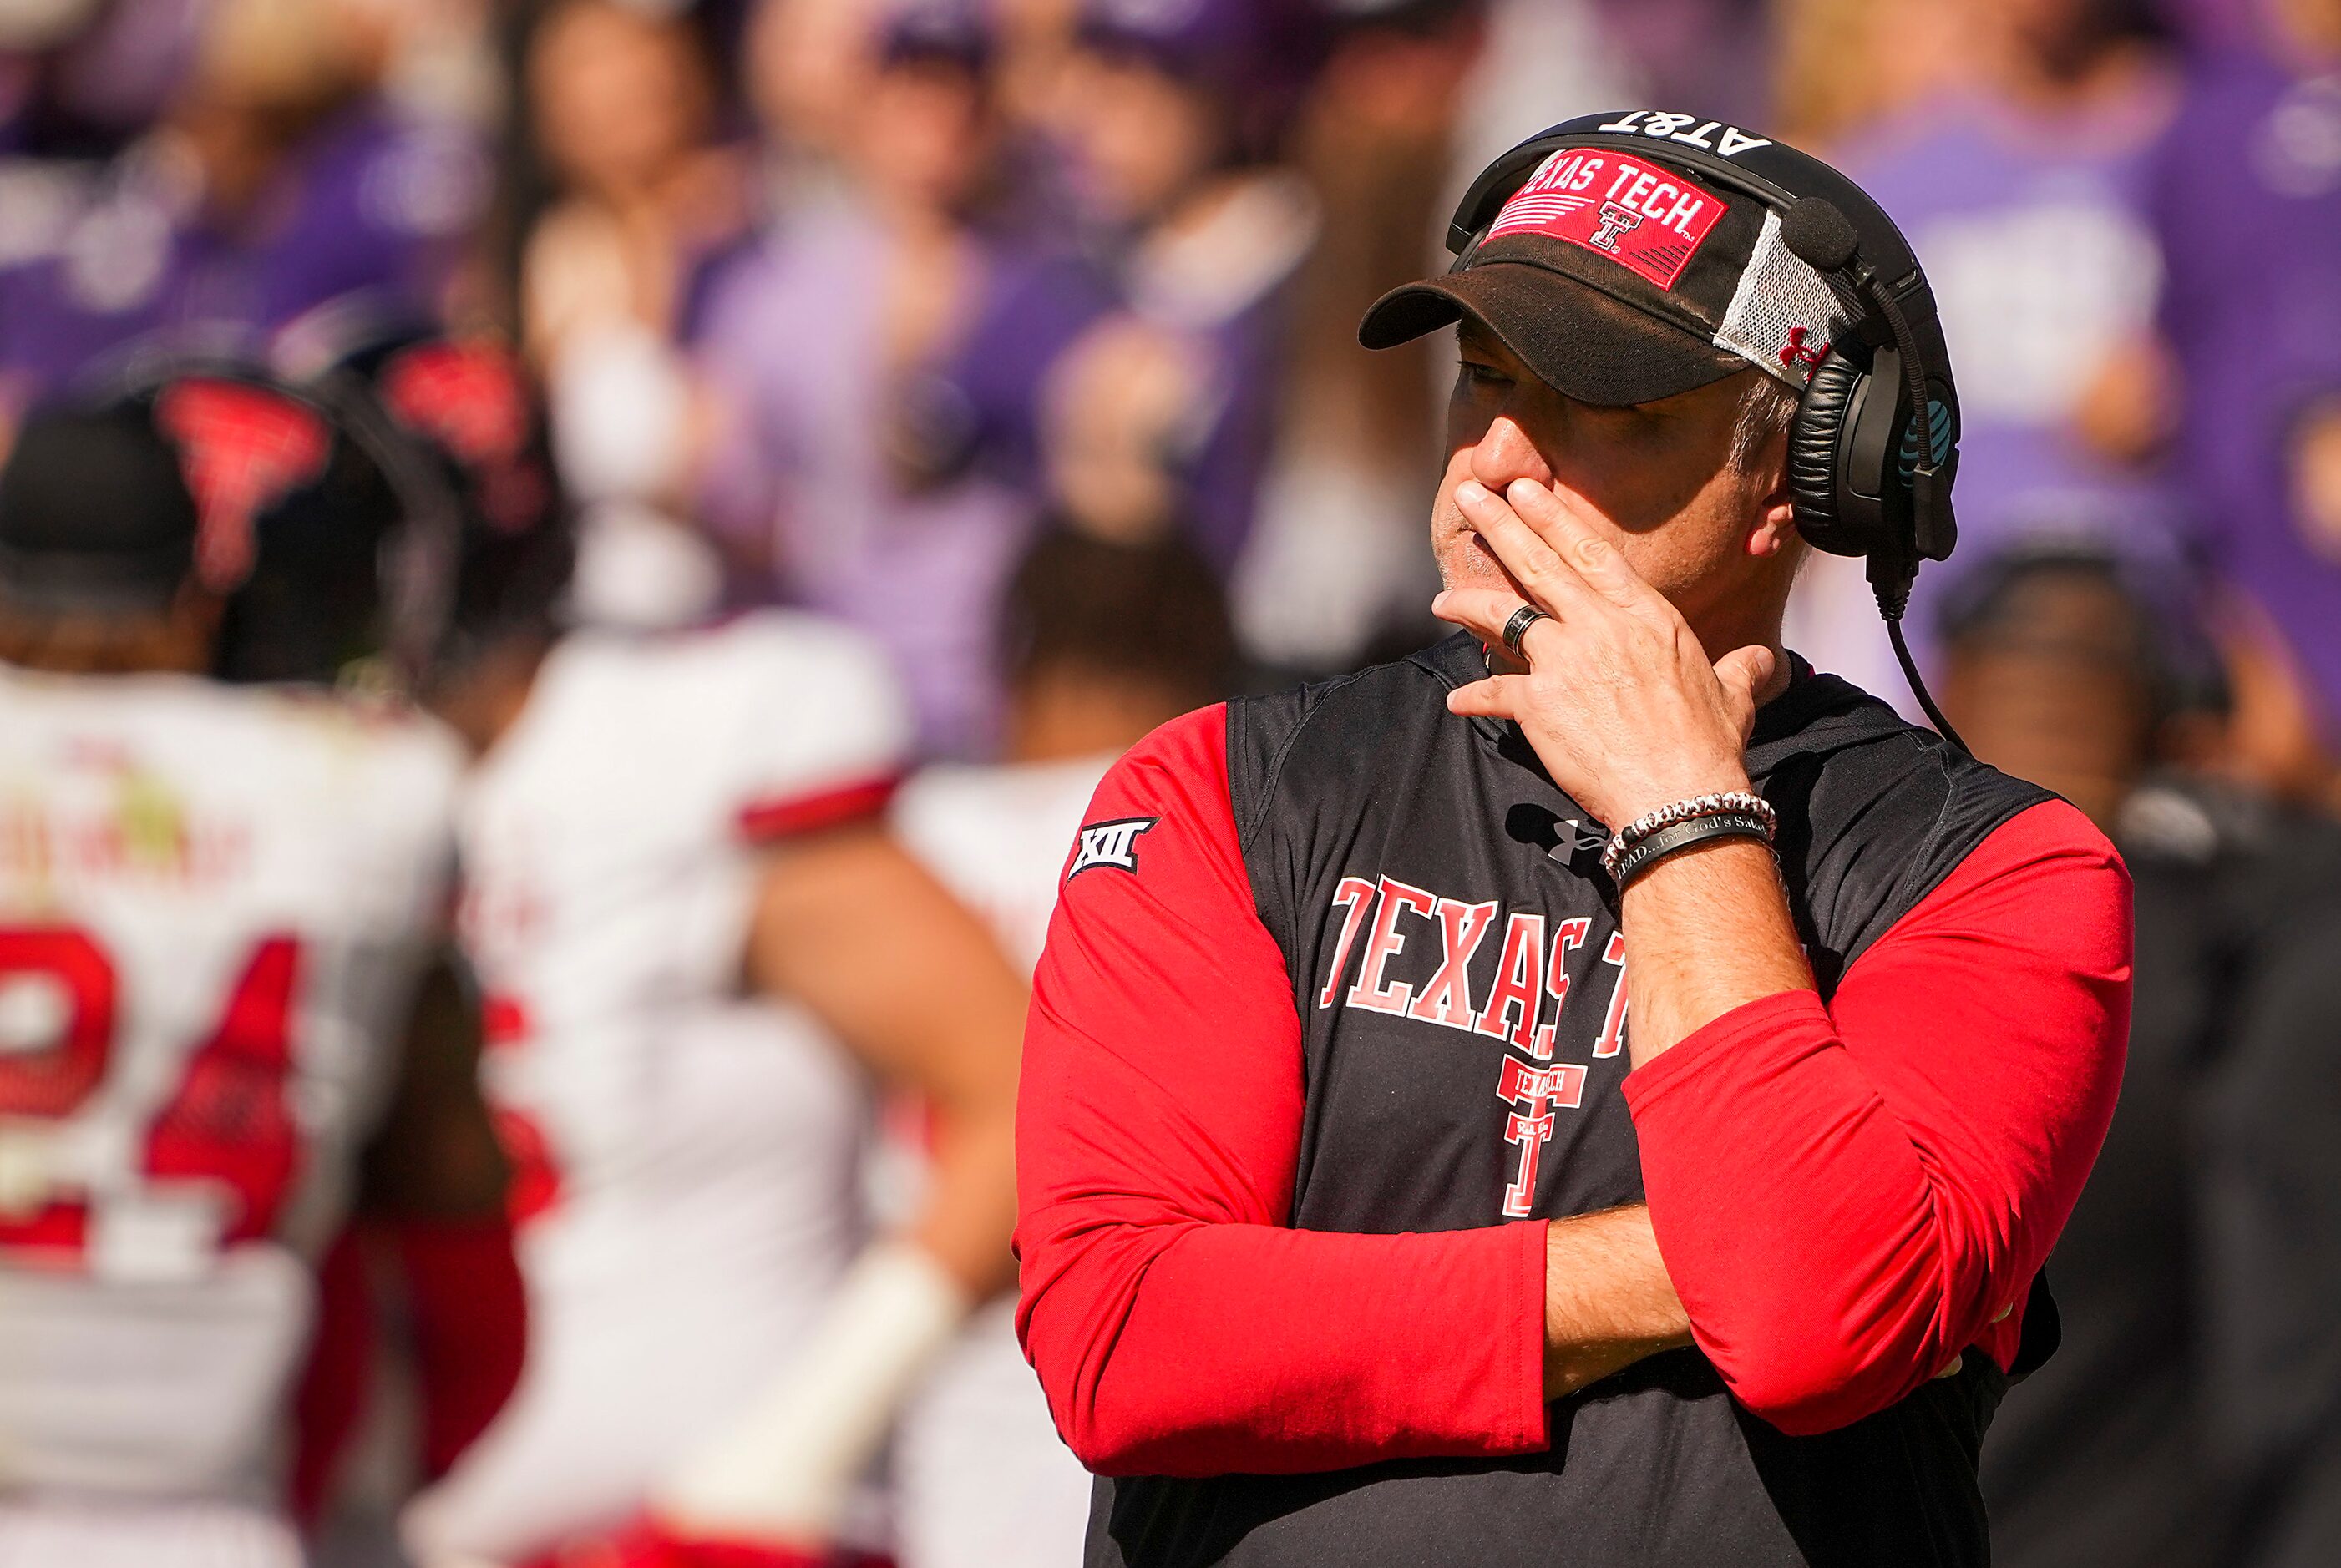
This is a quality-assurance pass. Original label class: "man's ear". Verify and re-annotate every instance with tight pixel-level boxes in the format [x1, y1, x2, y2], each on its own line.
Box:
[1746, 470, 1801, 559]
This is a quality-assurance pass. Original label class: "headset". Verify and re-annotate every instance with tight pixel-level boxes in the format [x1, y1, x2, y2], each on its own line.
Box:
[1445, 111, 1969, 750]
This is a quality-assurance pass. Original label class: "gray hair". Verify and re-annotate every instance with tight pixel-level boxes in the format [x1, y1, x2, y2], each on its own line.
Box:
[1729, 372, 1801, 475]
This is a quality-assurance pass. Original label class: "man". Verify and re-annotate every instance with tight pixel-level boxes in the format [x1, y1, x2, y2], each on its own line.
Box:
[363, 336, 1031, 1568]
[1016, 114, 2133, 1566]
[891, 528, 1234, 1568]
[1937, 546, 2341, 1568]
[0, 382, 514, 1565]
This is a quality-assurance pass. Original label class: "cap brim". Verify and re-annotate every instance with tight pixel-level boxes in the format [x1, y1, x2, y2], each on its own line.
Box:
[1359, 262, 1746, 407]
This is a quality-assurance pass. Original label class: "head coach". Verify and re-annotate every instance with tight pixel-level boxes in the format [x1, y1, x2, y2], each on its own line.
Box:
[1013, 110, 2132, 1568]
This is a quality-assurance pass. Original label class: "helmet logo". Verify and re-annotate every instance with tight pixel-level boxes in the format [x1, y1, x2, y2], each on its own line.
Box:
[154, 381, 330, 593]
[381, 342, 528, 467]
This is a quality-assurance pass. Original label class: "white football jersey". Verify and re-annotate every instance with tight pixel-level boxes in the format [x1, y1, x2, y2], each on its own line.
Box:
[0, 667, 459, 1505]
[416, 613, 911, 1562]
[889, 753, 1114, 1568]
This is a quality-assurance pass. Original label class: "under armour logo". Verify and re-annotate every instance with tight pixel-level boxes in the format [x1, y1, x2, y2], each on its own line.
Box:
[1551, 818, 1612, 862]
[1779, 326, 1830, 373]
[1589, 202, 1644, 252]
[1068, 817, 1158, 878]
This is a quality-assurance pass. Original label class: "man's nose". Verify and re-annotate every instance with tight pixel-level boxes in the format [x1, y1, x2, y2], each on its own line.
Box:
[1469, 414, 1553, 494]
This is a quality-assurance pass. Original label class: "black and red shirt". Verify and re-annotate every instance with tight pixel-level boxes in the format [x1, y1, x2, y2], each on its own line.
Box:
[1015, 634, 2132, 1568]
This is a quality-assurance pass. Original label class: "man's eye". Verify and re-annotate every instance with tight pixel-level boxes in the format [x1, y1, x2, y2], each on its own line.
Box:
[1458, 360, 1508, 388]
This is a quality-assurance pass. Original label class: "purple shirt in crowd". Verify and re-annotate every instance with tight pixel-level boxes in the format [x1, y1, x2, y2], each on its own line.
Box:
[0, 102, 485, 395]
[2149, 45, 2341, 729]
[694, 197, 1056, 759]
[1840, 87, 2184, 566]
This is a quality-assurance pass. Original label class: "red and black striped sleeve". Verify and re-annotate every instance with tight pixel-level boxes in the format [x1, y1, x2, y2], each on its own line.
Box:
[1014, 706, 1550, 1478]
[1625, 798, 2133, 1435]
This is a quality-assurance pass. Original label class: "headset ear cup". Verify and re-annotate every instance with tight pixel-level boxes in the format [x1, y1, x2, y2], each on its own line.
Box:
[1786, 353, 1866, 556]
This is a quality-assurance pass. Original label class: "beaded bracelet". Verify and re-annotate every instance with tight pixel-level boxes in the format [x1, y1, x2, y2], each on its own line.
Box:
[1611, 812, 1776, 890]
[1601, 791, 1776, 881]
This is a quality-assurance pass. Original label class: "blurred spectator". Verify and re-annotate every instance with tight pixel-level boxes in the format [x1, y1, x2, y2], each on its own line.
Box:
[2146, 0, 2341, 755]
[1786, 0, 2184, 706]
[889, 526, 1233, 1568]
[513, 0, 740, 630]
[1029, 0, 1318, 569]
[1444, 0, 1636, 177]
[697, 0, 1054, 758]
[1235, 0, 1631, 675]
[1772, 0, 1966, 145]
[1938, 545, 2341, 1568]
[1235, 0, 1485, 674]
[740, 0, 889, 175]
[0, 0, 207, 159]
[986, 0, 1082, 141]
[0, 0, 489, 430]
[1588, 0, 1769, 127]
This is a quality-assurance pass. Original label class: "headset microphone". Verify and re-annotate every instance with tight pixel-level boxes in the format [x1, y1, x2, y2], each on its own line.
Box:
[1777, 195, 1858, 271]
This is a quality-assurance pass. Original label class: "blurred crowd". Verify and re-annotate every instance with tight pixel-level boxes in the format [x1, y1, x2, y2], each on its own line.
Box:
[4, 0, 2341, 1564]
[6, 0, 2341, 777]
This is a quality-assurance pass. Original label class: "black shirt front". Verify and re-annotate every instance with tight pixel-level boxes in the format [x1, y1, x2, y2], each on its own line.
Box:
[1082, 636, 2064, 1568]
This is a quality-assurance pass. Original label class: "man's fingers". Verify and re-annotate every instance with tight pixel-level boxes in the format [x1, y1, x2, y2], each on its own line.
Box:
[1712, 644, 1777, 740]
[1445, 675, 1528, 720]
[1454, 481, 1598, 613]
[1502, 479, 1657, 612]
[1712, 644, 1776, 701]
[1432, 587, 1563, 660]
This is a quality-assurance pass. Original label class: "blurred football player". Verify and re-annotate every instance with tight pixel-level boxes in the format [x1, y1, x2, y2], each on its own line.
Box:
[888, 527, 1231, 1568]
[354, 335, 1028, 1568]
[0, 377, 516, 1565]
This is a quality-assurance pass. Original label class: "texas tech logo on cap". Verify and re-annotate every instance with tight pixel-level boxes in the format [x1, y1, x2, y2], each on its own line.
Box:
[1487, 149, 1726, 291]
[1068, 817, 1158, 878]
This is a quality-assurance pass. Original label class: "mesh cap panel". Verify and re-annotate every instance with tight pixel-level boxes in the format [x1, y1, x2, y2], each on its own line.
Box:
[1714, 208, 1852, 391]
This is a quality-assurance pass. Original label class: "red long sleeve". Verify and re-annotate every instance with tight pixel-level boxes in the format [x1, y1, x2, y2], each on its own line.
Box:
[1014, 707, 1550, 1478]
[1624, 799, 2131, 1436]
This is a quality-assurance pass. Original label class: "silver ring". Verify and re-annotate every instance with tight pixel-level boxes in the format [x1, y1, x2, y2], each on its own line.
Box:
[1501, 604, 1551, 659]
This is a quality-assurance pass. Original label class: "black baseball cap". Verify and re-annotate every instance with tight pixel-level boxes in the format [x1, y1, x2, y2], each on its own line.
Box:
[1361, 123, 1852, 407]
[0, 403, 200, 612]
